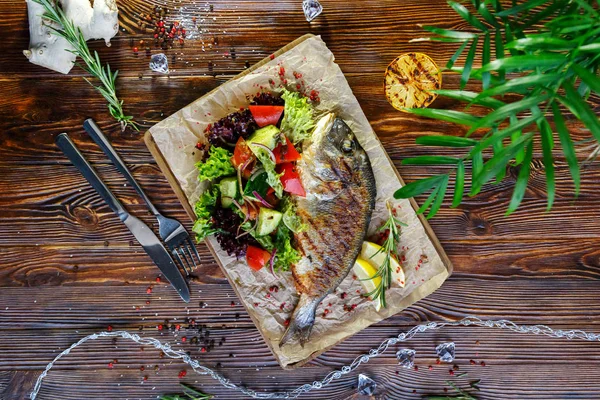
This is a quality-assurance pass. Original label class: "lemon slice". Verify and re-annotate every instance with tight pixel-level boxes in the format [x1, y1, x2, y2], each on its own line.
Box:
[353, 257, 383, 312]
[384, 52, 442, 111]
[361, 241, 406, 288]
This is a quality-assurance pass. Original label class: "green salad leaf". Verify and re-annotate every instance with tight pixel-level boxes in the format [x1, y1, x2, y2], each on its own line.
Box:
[281, 197, 305, 233]
[243, 170, 270, 200]
[255, 235, 275, 251]
[196, 146, 235, 182]
[192, 187, 219, 241]
[254, 147, 284, 198]
[273, 225, 301, 272]
[281, 89, 315, 144]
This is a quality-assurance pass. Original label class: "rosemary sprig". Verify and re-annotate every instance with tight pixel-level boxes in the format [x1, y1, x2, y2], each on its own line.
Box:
[33, 0, 138, 131]
[366, 201, 407, 309]
[395, 0, 600, 218]
[160, 384, 213, 400]
[423, 377, 479, 400]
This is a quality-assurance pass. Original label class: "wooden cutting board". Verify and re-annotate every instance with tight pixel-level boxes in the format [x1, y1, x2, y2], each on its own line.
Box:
[144, 33, 452, 369]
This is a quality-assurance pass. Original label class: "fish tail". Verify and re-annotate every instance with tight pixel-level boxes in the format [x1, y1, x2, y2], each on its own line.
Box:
[279, 294, 320, 347]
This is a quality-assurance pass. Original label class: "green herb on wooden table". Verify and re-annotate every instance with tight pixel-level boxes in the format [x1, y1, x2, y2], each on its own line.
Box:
[366, 201, 407, 308]
[395, 0, 600, 218]
[33, 0, 138, 131]
[424, 377, 480, 399]
[160, 384, 213, 400]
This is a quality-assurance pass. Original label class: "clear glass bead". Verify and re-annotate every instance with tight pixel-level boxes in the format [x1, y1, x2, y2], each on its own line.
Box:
[357, 374, 377, 395]
[435, 342, 455, 363]
[396, 348, 416, 368]
[302, 0, 323, 22]
[149, 53, 169, 74]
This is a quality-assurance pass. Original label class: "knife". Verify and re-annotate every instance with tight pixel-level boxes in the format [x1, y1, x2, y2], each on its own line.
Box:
[55, 133, 190, 302]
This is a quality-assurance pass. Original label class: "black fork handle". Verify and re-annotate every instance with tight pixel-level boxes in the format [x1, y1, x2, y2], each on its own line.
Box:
[83, 118, 160, 216]
[55, 133, 128, 221]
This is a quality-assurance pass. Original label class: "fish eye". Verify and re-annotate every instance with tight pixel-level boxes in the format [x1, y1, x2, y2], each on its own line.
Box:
[341, 138, 355, 153]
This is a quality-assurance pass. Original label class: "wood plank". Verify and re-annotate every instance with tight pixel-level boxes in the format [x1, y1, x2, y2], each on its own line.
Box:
[6, 344, 600, 398]
[0, 161, 599, 248]
[2, 0, 493, 78]
[2, 236, 600, 288]
[4, 324, 600, 370]
[0, 74, 596, 164]
[2, 0, 600, 397]
[2, 280, 600, 331]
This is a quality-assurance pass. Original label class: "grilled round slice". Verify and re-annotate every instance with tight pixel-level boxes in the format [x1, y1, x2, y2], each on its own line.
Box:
[384, 52, 442, 111]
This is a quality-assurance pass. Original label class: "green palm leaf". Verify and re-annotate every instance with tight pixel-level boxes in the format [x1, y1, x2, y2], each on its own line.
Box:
[416, 135, 478, 147]
[427, 174, 449, 219]
[537, 118, 555, 210]
[452, 161, 466, 208]
[506, 142, 534, 215]
[448, 1, 489, 31]
[461, 38, 479, 89]
[405, 108, 481, 126]
[403, 0, 599, 218]
[552, 102, 580, 195]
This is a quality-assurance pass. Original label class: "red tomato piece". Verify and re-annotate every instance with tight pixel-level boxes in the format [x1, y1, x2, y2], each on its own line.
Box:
[277, 162, 306, 197]
[264, 187, 279, 206]
[231, 137, 255, 179]
[249, 105, 284, 128]
[246, 245, 272, 271]
[272, 136, 301, 164]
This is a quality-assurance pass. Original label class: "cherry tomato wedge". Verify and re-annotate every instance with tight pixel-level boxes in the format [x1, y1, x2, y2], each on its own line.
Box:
[231, 137, 254, 179]
[277, 162, 306, 197]
[249, 105, 284, 128]
[265, 187, 279, 206]
[272, 136, 301, 164]
[246, 245, 272, 271]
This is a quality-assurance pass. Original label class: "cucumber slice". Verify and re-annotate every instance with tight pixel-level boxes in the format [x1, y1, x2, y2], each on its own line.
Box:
[247, 125, 280, 152]
[256, 207, 283, 236]
[219, 176, 239, 208]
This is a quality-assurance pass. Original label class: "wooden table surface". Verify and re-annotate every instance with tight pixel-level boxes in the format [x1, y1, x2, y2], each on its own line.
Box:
[2, 0, 600, 399]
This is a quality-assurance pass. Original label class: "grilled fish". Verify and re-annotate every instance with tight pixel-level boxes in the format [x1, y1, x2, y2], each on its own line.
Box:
[280, 113, 377, 347]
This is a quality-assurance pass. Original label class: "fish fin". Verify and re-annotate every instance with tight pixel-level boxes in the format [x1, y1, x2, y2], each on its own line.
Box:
[279, 294, 320, 347]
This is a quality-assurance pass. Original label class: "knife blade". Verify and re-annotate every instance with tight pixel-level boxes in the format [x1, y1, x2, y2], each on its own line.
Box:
[55, 133, 190, 302]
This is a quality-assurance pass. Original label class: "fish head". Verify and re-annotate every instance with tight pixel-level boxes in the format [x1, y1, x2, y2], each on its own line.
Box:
[306, 113, 370, 184]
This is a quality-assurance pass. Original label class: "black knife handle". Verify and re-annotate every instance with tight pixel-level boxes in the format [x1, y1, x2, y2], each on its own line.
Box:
[83, 118, 160, 216]
[55, 133, 128, 221]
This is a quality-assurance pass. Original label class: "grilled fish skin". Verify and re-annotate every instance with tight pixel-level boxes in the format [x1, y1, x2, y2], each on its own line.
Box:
[280, 113, 377, 347]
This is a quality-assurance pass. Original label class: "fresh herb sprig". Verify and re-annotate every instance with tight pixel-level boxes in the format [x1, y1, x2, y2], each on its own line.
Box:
[395, 0, 600, 218]
[367, 201, 407, 308]
[424, 376, 480, 399]
[160, 384, 213, 400]
[33, 0, 138, 131]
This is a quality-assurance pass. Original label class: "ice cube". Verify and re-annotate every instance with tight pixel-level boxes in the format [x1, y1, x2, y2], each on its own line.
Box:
[436, 342, 455, 363]
[357, 374, 377, 396]
[302, 0, 323, 22]
[149, 53, 169, 74]
[396, 348, 416, 368]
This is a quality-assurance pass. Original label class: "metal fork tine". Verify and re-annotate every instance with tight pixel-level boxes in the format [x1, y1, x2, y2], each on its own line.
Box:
[186, 237, 201, 265]
[182, 242, 198, 270]
[171, 247, 191, 275]
[177, 246, 194, 275]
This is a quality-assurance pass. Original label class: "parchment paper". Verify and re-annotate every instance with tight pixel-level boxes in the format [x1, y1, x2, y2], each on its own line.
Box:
[148, 35, 451, 368]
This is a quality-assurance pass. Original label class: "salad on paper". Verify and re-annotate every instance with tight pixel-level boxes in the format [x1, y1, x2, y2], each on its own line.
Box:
[193, 89, 314, 274]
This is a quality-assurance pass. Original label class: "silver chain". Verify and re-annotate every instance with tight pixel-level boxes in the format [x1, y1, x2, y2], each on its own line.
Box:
[30, 316, 600, 399]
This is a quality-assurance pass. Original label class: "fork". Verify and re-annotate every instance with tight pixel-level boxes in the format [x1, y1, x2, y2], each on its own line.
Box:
[83, 118, 201, 275]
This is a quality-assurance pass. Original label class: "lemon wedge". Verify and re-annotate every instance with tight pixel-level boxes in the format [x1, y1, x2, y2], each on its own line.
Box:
[353, 257, 383, 311]
[361, 241, 406, 288]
